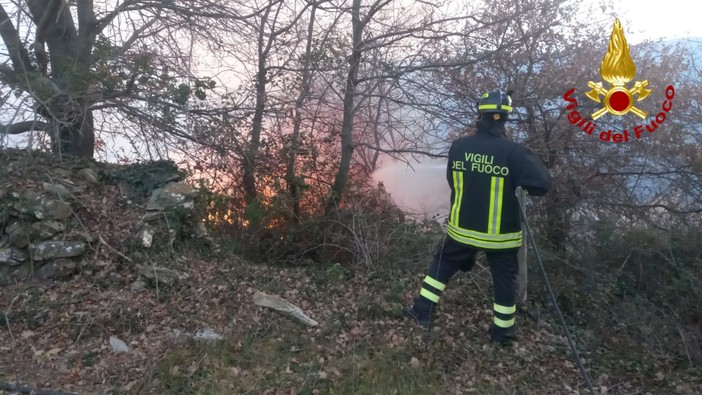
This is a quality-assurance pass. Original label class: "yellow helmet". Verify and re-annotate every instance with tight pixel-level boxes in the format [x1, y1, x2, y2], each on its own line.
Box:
[477, 90, 513, 116]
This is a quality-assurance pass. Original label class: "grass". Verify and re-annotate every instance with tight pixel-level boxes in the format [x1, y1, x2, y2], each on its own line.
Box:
[147, 327, 446, 395]
[124, 256, 585, 395]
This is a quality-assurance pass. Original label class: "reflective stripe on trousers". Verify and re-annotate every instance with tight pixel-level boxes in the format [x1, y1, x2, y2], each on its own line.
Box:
[493, 302, 516, 328]
[419, 275, 446, 304]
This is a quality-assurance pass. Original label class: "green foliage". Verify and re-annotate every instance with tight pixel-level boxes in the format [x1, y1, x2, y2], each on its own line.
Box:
[195, 182, 238, 231]
[170, 78, 217, 104]
[106, 160, 187, 199]
[384, 279, 406, 304]
[173, 83, 191, 105]
[325, 262, 346, 282]
[243, 198, 266, 228]
[536, 219, 702, 376]
[15, 71, 56, 101]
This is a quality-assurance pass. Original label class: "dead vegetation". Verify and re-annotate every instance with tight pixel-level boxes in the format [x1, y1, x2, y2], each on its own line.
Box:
[1, 151, 700, 395]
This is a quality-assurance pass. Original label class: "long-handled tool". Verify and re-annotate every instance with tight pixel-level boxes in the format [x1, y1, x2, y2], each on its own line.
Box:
[516, 190, 597, 395]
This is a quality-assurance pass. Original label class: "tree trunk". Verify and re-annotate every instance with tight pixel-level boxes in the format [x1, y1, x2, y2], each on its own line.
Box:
[325, 0, 362, 217]
[48, 103, 95, 158]
[242, 5, 274, 207]
[25, 0, 96, 159]
[56, 109, 95, 158]
[243, 63, 267, 206]
[285, 5, 316, 222]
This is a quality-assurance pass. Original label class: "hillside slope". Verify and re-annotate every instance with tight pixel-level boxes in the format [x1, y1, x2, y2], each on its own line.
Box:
[1, 150, 699, 395]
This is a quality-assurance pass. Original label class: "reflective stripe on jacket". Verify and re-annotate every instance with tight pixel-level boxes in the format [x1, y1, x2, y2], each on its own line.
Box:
[446, 120, 552, 250]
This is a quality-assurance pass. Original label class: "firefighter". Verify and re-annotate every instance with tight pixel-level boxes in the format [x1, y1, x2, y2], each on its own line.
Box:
[402, 89, 552, 344]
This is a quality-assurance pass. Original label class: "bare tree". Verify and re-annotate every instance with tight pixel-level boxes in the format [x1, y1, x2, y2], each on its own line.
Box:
[285, 2, 318, 221]
[322, 0, 567, 216]
[0, 0, 244, 158]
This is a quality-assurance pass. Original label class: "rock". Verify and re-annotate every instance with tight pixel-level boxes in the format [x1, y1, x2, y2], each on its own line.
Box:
[12, 248, 28, 262]
[0, 247, 28, 265]
[6, 222, 31, 248]
[76, 231, 94, 243]
[193, 329, 224, 341]
[253, 291, 319, 327]
[34, 258, 78, 280]
[42, 182, 73, 200]
[11, 190, 40, 215]
[9, 262, 31, 281]
[11, 191, 40, 217]
[29, 241, 86, 261]
[109, 336, 130, 353]
[138, 225, 155, 248]
[172, 328, 224, 341]
[193, 222, 217, 247]
[141, 212, 163, 222]
[39, 200, 72, 220]
[0, 248, 14, 264]
[52, 168, 73, 179]
[194, 221, 209, 238]
[78, 168, 99, 184]
[131, 279, 147, 292]
[31, 220, 66, 240]
[4, 221, 21, 235]
[146, 182, 197, 212]
[118, 182, 135, 200]
[139, 265, 188, 287]
[13, 192, 72, 221]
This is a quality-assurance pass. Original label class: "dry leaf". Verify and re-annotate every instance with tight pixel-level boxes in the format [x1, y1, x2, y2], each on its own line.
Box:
[21, 330, 36, 339]
[48, 347, 62, 356]
[655, 371, 665, 381]
[170, 365, 181, 377]
[124, 381, 137, 391]
[410, 357, 420, 369]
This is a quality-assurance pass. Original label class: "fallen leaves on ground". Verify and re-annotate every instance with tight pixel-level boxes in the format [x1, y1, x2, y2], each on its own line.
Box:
[2, 252, 699, 395]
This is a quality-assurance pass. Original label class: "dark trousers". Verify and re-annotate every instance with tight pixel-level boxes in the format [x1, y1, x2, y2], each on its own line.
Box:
[413, 236, 519, 330]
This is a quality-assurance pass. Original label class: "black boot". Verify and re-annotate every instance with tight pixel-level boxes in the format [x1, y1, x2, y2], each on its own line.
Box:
[402, 304, 432, 328]
[489, 325, 517, 345]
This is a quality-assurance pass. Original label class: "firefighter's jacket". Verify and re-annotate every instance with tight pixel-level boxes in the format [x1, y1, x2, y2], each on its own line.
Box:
[446, 120, 552, 250]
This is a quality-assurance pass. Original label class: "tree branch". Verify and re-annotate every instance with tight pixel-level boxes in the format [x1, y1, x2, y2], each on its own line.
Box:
[33, 0, 61, 75]
[0, 121, 49, 135]
[355, 142, 447, 158]
[95, 0, 261, 33]
[607, 203, 702, 215]
[0, 4, 34, 74]
[95, 0, 141, 32]
[77, 0, 98, 65]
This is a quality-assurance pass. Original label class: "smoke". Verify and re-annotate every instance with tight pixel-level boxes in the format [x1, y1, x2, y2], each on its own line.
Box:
[371, 156, 451, 222]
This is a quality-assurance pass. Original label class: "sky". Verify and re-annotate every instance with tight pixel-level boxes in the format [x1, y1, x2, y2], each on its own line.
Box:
[606, 0, 702, 43]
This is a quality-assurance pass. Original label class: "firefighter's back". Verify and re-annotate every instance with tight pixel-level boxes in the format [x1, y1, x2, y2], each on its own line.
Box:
[446, 127, 528, 250]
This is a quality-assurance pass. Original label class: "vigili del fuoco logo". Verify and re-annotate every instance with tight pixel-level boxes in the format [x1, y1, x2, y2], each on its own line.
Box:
[563, 18, 676, 143]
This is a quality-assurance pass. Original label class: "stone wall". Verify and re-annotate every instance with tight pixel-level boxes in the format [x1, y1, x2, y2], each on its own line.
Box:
[0, 172, 98, 284]
[0, 150, 214, 286]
